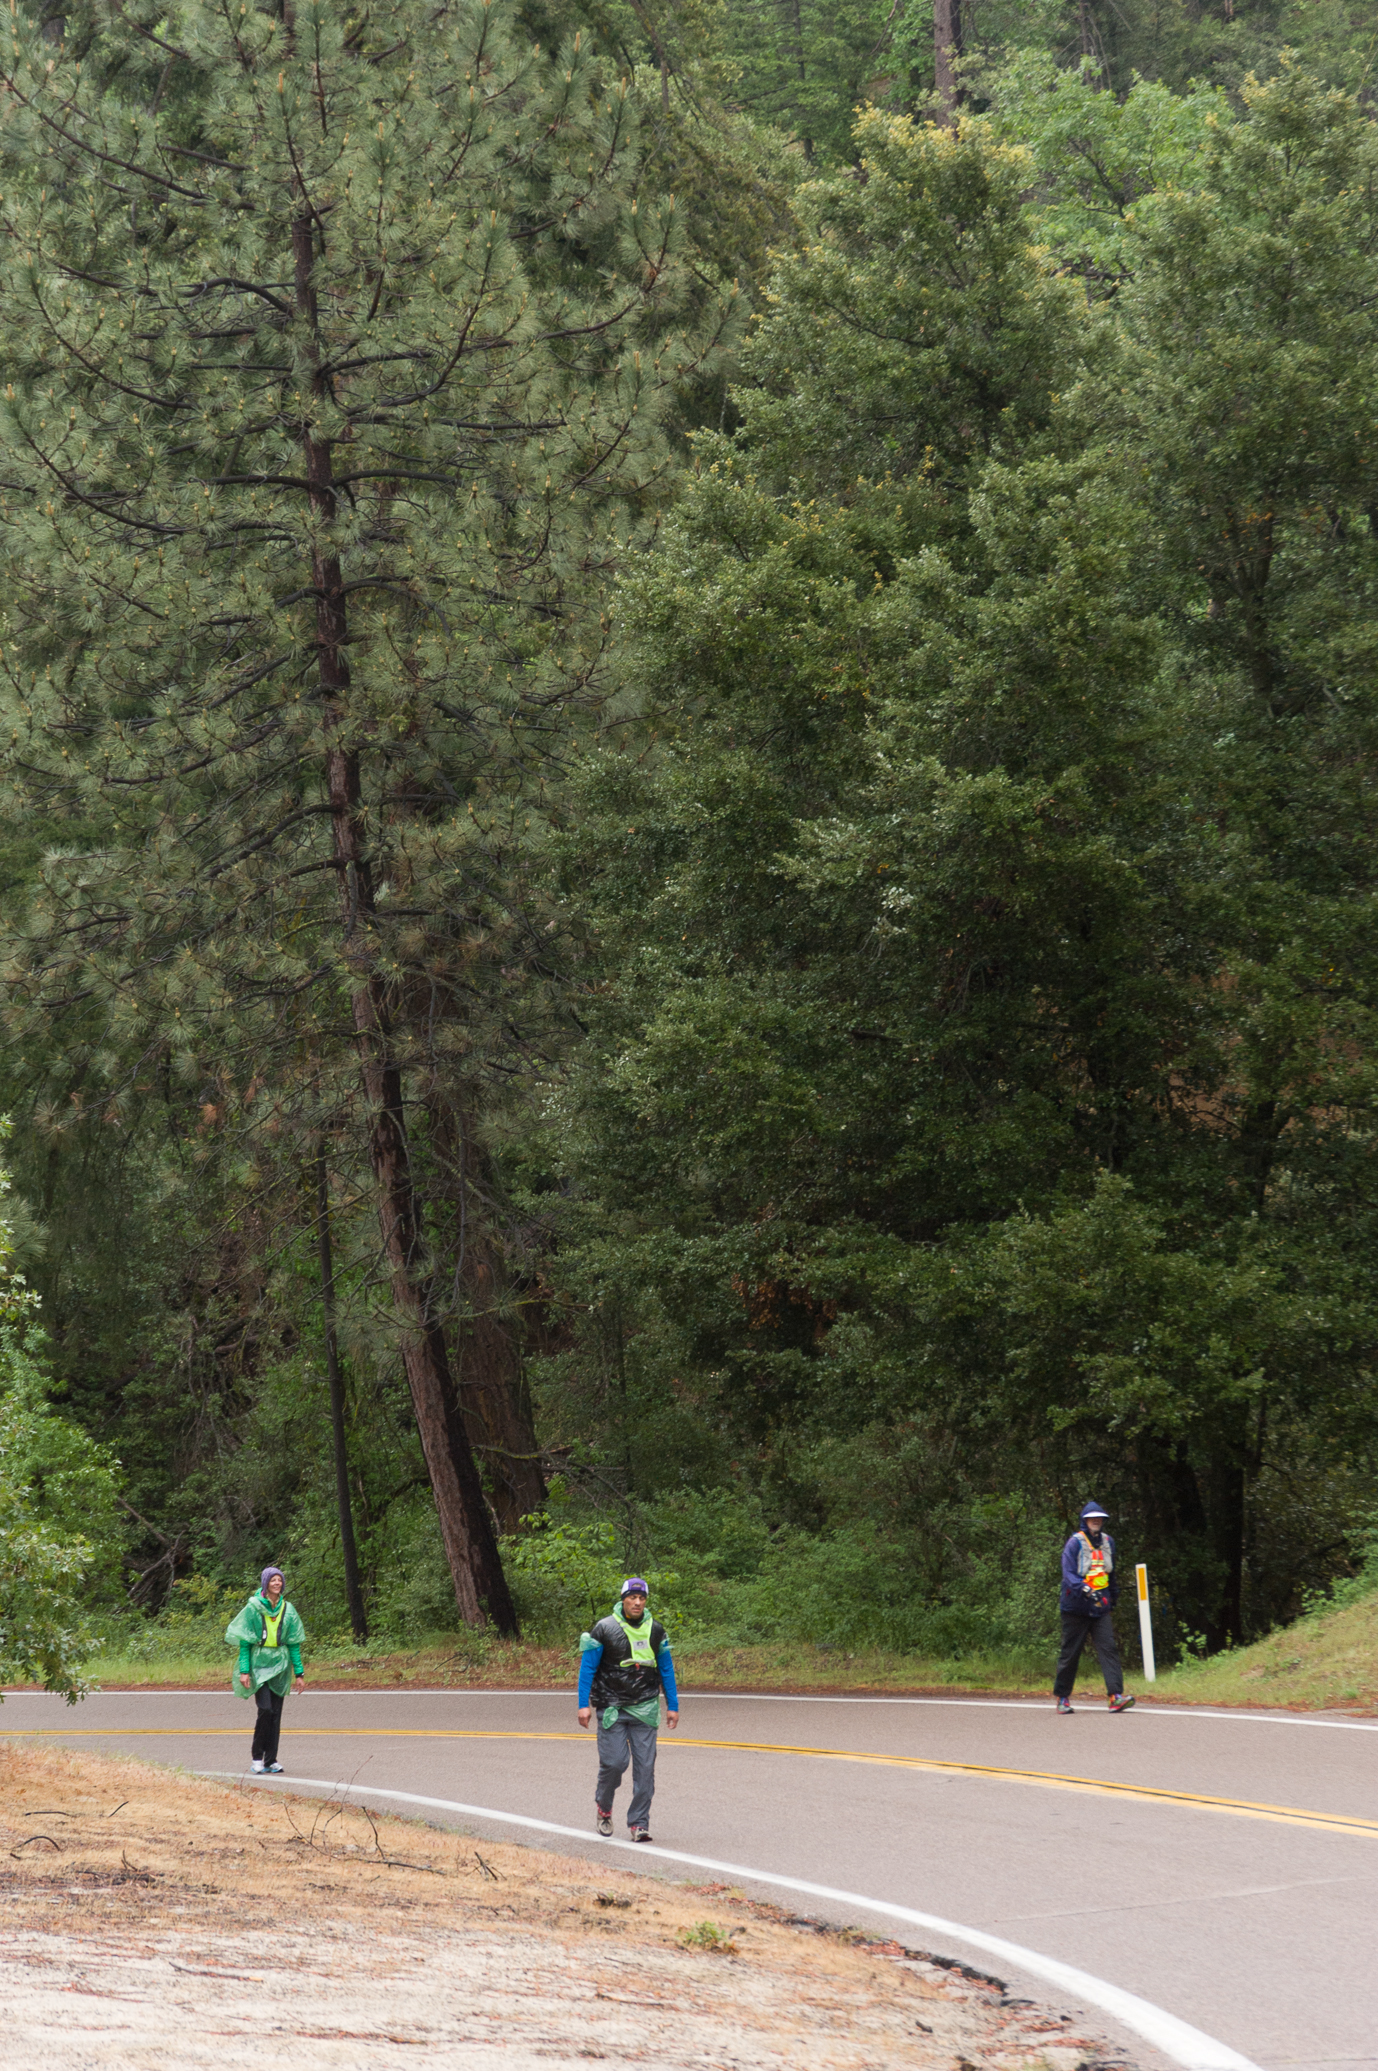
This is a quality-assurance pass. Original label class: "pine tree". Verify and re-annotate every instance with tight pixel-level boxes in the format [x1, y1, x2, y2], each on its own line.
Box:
[0, 0, 733, 1627]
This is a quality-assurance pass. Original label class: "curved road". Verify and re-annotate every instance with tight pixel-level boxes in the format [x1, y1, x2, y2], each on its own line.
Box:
[4, 1686, 1375, 2070]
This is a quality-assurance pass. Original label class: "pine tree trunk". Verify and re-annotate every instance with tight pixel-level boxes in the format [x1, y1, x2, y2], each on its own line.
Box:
[424, 1092, 547, 1532]
[454, 1232, 547, 1532]
[934, 0, 962, 123]
[315, 1153, 369, 1643]
[291, 209, 517, 1636]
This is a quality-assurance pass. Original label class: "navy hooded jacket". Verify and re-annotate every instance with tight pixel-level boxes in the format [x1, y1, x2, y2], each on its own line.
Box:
[1060, 1515, 1119, 1617]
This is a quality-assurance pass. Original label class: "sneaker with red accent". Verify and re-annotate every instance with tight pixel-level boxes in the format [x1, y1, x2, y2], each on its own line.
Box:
[1109, 1692, 1136, 1713]
[629, 1827, 652, 1843]
[1056, 1697, 1074, 1714]
[595, 1809, 613, 1837]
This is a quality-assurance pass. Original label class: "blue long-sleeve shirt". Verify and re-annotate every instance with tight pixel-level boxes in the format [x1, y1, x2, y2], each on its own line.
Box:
[578, 1623, 678, 1711]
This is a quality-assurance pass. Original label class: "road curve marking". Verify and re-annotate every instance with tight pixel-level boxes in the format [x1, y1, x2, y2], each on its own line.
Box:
[15, 1688, 1376, 1727]
[13, 1681, 1375, 1731]
[9, 1724, 1376, 1839]
[196, 1770, 1262, 2071]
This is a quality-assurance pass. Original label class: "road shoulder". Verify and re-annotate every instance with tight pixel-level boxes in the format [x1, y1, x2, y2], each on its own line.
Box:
[0, 1740, 1128, 2068]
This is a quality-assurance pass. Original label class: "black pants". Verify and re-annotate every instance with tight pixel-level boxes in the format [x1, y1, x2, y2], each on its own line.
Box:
[1054, 1612, 1123, 1698]
[251, 1686, 285, 1763]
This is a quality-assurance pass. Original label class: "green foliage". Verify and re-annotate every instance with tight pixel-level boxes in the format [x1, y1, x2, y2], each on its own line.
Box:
[502, 1510, 682, 1635]
[0, 0, 730, 1082]
[0, 1404, 97, 1700]
[714, 0, 893, 162]
[680, 1919, 740, 1951]
[0, 1141, 122, 1696]
[738, 109, 1087, 498]
[3, 0, 1378, 1680]
[0, 0, 744, 1629]
[534, 80, 1378, 1658]
[986, 57, 1229, 284]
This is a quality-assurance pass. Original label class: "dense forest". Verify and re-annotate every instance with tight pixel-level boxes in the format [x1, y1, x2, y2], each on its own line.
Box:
[1, 0, 1377, 1687]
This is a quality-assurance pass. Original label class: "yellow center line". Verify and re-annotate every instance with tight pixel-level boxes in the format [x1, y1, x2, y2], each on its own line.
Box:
[5, 1723, 1374, 1839]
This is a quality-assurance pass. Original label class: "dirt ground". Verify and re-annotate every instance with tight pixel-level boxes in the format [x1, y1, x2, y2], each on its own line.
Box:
[0, 1743, 1134, 2069]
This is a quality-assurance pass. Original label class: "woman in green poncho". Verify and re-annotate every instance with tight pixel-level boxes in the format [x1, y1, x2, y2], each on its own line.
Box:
[225, 1566, 306, 1774]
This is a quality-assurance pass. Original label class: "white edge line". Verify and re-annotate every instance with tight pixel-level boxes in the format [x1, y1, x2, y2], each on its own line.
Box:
[197, 1769, 1260, 2071]
[17, 1688, 1376, 1729]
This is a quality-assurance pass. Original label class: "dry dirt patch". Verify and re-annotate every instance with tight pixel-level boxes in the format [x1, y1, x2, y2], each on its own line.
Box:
[0, 1742, 1130, 2068]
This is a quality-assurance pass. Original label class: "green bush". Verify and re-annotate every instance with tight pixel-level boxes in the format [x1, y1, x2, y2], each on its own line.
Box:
[500, 1486, 1064, 1664]
[502, 1513, 684, 1640]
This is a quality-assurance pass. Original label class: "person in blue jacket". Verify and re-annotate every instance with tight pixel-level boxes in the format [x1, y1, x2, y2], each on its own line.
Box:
[577, 1577, 679, 1841]
[1054, 1502, 1135, 1714]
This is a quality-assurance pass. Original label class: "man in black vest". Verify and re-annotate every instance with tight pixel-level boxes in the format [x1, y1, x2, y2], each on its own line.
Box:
[577, 1577, 680, 1840]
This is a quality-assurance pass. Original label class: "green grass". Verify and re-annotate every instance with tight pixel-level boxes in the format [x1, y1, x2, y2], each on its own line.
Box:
[23, 1591, 1378, 1713]
[36, 1631, 1057, 1698]
[1145, 1587, 1378, 1712]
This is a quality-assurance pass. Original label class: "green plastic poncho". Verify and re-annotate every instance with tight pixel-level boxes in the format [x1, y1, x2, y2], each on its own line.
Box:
[225, 1592, 306, 1699]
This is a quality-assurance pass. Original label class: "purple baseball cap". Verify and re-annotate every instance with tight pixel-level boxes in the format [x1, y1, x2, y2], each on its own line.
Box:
[620, 1577, 650, 1599]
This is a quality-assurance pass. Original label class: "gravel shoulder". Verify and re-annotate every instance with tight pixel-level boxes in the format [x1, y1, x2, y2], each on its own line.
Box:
[0, 1742, 1131, 2069]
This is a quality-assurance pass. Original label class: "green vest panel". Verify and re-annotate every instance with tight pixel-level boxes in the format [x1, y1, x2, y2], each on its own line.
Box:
[613, 1611, 656, 1665]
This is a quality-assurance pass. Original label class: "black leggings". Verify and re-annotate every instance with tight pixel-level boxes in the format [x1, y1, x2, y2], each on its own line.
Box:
[1054, 1612, 1123, 1698]
[251, 1686, 285, 1763]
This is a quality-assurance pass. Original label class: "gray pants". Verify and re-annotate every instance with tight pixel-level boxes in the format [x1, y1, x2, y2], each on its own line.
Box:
[1054, 1611, 1123, 1698]
[595, 1713, 658, 1829]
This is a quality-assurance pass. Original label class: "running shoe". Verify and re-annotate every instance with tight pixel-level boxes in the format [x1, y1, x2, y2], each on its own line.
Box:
[596, 1811, 613, 1837]
[250, 1759, 266, 1773]
[629, 1827, 652, 1843]
[265, 1762, 285, 1773]
[1108, 1693, 1136, 1713]
[1056, 1697, 1073, 1714]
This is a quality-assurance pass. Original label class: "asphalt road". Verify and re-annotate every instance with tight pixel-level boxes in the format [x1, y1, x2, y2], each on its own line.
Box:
[3, 1685, 1375, 2071]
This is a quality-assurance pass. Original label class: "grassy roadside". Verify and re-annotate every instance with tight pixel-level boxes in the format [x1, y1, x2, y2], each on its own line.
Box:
[1146, 1586, 1378, 1711]
[40, 1634, 1054, 1698]
[10, 1586, 1375, 1712]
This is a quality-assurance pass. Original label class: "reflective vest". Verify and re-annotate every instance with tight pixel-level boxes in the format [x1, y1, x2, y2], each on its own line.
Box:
[612, 1610, 657, 1666]
[1079, 1532, 1111, 1594]
[260, 1602, 287, 1648]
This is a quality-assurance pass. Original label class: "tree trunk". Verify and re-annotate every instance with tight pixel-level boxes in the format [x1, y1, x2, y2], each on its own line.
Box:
[934, 0, 962, 124]
[315, 1152, 368, 1643]
[291, 207, 518, 1636]
[790, 0, 813, 160]
[423, 1091, 546, 1532]
[453, 1234, 547, 1532]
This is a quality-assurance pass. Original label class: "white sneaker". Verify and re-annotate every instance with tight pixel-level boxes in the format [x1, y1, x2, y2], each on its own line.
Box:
[250, 1759, 265, 1773]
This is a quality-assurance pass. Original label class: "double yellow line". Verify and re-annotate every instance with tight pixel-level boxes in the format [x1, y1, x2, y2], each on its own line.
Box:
[7, 1723, 1376, 1840]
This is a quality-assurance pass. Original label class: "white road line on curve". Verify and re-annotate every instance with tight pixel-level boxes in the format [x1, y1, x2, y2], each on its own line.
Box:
[198, 1769, 1260, 2071]
[39, 1687, 1377, 1729]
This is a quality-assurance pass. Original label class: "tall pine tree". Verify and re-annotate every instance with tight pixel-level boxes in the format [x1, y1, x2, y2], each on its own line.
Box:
[0, 0, 732, 1626]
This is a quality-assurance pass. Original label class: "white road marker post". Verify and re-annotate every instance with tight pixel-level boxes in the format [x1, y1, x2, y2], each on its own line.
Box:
[1136, 1562, 1156, 1682]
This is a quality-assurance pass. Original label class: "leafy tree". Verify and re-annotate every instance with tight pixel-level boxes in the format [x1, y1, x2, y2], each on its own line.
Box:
[0, 0, 733, 1627]
[0, 1141, 118, 1697]
[736, 110, 1088, 506]
[540, 86, 1378, 1651]
[716, 0, 892, 161]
